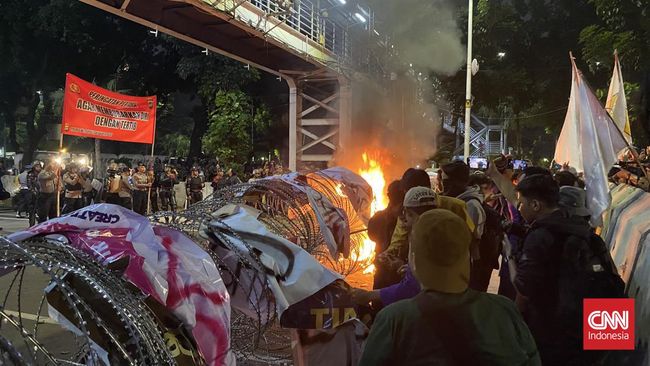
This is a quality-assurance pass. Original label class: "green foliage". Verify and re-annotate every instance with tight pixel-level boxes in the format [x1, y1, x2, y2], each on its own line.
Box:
[202, 90, 270, 173]
[579, 0, 650, 146]
[433, 0, 602, 161]
[159, 133, 190, 157]
[176, 52, 260, 108]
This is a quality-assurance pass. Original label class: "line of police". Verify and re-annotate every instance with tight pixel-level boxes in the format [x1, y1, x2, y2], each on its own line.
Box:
[15, 160, 210, 224]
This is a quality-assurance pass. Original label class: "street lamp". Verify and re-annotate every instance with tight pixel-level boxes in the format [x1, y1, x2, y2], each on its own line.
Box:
[497, 51, 506, 59]
[463, 0, 474, 161]
[354, 13, 366, 23]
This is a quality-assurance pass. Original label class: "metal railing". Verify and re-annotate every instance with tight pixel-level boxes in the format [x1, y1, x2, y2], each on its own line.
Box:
[246, 0, 351, 61]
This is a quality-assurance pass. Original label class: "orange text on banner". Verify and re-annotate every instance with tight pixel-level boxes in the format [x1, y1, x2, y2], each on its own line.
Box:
[61, 73, 156, 144]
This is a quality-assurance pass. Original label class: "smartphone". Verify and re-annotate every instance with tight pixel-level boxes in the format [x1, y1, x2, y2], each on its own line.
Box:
[468, 157, 488, 170]
[513, 159, 528, 170]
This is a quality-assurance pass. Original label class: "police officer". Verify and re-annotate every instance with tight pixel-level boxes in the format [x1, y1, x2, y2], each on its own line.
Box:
[185, 167, 204, 205]
[118, 167, 134, 210]
[104, 162, 121, 204]
[26, 162, 42, 225]
[80, 166, 94, 207]
[62, 162, 85, 214]
[132, 163, 151, 215]
[148, 165, 159, 213]
[16, 165, 31, 218]
[159, 166, 178, 211]
[37, 161, 60, 223]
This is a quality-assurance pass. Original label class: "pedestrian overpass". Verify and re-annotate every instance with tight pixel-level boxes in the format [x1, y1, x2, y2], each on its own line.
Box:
[79, 0, 373, 171]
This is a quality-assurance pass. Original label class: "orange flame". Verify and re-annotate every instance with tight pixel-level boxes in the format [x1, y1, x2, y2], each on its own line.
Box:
[358, 153, 388, 215]
[355, 152, 389, 274]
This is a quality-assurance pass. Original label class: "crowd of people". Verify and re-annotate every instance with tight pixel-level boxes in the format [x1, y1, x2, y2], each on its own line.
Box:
[6, 156, 286, 225]
[353, 156, 628, 366]
[0, 151, 643, 364]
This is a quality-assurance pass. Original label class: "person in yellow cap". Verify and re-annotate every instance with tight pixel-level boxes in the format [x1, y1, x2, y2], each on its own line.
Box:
[351, 186, 474, 307]
[376, 169, 474, 279]
[359, 209, 541, 366]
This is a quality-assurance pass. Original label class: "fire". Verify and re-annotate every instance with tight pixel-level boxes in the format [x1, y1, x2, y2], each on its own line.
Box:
[358, 153, 388, 215]
[355, 152, 389, 274]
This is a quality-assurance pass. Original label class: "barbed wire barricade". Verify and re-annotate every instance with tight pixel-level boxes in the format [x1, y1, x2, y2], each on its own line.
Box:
[0, 236, 175, 365]
[0, 167, 373, 365]
[151, 169, 372, 363]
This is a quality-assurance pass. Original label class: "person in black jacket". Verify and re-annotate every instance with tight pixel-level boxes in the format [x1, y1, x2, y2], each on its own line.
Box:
[514, 174, 603, 366]
[159, 166, 178, 211]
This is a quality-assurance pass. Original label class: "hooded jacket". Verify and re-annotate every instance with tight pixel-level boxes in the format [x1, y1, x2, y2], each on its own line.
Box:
[514, 209, 592, 361]
[457, 186, 486, 239]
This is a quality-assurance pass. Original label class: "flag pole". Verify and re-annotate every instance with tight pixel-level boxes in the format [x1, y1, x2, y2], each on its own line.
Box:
[606, 111, 649, 180]
[571, 51, 648, 181]
[147, 139, 155, 215]
[56, 133, 64, 216]
[603, 51, 648, 180]
[598, 82, 649, 180]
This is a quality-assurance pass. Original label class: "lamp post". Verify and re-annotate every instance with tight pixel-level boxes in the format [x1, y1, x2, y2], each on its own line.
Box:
[463, 0, 474, 161]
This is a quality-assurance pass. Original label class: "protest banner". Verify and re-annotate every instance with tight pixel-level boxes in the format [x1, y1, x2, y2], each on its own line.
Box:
[61, 73, 156, 144]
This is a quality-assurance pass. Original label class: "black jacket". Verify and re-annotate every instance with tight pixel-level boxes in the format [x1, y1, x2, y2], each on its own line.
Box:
[514, 209, 593, 363]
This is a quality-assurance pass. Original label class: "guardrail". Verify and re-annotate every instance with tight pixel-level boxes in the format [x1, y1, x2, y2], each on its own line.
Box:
[247, 0, 351, 62]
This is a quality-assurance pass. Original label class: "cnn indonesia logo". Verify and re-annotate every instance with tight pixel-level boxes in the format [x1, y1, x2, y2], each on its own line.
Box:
[583, 298, 635, 350]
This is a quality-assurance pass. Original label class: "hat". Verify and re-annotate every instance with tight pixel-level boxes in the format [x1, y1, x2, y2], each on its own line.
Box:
[403, 187, 439, 208]
[441, 161, 470, 185]
[410, 209, 471, 293]
[559, 186, 590, 217]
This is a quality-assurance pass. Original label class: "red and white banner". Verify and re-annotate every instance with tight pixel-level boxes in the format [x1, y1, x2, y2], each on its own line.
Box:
[61, 73, 156, 144]
[9, 204, 233, 365]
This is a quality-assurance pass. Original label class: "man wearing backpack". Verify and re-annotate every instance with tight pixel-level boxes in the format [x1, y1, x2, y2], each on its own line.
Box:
[514, 174, 623, 366]
[441, 161, 504, 292]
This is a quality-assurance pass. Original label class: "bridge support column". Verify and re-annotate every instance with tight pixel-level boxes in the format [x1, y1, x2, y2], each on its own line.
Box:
[338, 77, 352, 150]
[287, 77, 298, 171]
[286, 72, 348, 171]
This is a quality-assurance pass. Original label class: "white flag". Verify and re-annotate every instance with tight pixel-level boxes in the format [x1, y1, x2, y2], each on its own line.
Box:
[553, 56, 628, 226]
[606, 52, 632, 143]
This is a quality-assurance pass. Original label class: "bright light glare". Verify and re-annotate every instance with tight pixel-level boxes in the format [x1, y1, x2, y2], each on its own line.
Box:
[497, 52, 506, 58]
[354, 13, 366, 23]
[54, 157, 63, 164]
[336, 0, 346, 4]
[77, 157, 88, 166]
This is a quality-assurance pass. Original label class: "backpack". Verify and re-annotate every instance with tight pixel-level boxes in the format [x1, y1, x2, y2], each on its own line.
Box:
[463, 197, 505, 269]
[555, 231, 625, 321]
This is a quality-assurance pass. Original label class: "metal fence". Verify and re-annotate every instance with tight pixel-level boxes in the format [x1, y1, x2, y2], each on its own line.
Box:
[247, 0, 351, 62]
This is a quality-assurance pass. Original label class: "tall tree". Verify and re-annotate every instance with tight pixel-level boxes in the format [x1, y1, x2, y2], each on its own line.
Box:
[175, 49, 261, 158]
[433, 0, 600, 160]
[579, 0, 650, 146]
[202, 90, 270, 173]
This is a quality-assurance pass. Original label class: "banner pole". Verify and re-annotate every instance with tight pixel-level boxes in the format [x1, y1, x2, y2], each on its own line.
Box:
[147, 139, 155, 215]
[576, 53, 650, 182]
[603, 96, 649, 181]
[56, 133, 64, 216]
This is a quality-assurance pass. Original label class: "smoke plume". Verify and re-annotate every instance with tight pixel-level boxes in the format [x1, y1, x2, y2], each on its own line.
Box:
[369, 0, 465, 75]
[334, 0, 465, 180]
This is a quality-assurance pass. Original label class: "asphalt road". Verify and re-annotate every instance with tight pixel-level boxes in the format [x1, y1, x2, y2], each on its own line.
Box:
[0, 208, 83, 363]
[0, 208, 31, 235]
